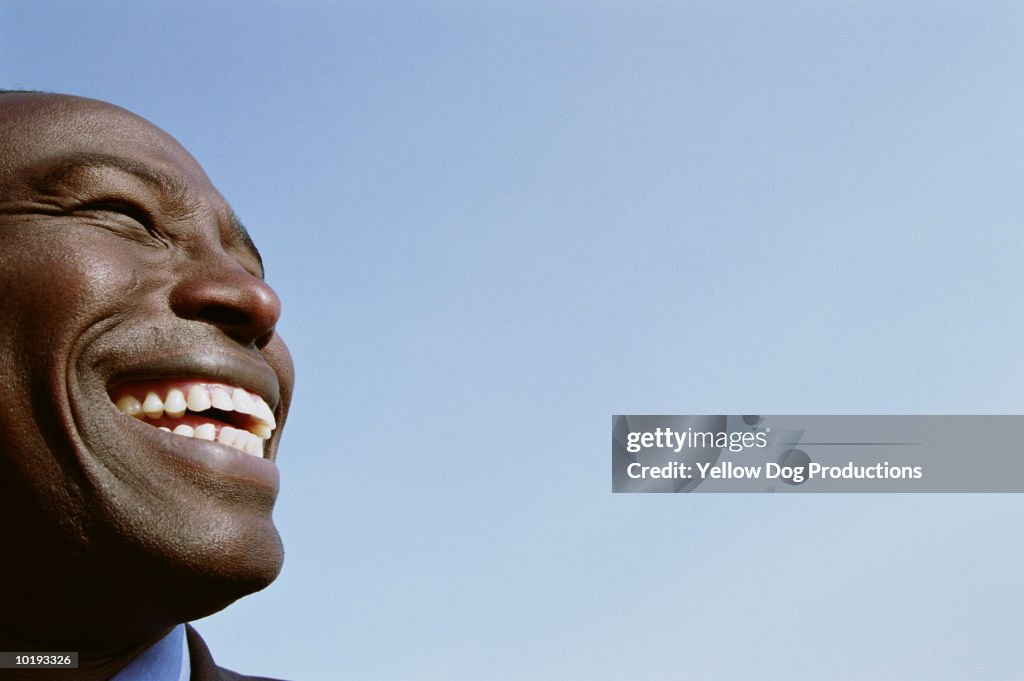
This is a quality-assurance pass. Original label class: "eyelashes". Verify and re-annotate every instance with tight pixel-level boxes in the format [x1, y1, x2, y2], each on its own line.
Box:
[76, 199, 156, 231]
[73, 198, 171, 247]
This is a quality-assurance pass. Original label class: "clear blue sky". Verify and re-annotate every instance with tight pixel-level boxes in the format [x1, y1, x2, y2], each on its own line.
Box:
[3, 2, 1023, 679]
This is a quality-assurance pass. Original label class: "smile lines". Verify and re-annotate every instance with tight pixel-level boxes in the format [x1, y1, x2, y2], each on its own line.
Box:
[110, 381, 276, 458]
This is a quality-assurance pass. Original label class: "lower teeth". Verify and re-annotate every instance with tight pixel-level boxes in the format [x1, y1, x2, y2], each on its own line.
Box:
[155, 423, 263, 456]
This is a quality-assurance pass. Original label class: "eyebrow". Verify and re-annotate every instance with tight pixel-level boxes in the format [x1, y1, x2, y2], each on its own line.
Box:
[34, 151, 191, 203]
[33, 151, 265, 275]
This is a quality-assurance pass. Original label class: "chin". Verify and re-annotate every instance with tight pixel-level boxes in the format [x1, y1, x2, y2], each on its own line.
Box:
[163, 532, 285, 620]
[91, 508, 287, 628]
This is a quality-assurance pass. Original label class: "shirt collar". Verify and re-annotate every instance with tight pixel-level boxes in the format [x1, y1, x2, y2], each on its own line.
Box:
[111, 623, 190, 681]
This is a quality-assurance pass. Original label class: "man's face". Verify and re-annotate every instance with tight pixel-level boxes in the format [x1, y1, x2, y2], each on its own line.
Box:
[0, 94, 294, 627]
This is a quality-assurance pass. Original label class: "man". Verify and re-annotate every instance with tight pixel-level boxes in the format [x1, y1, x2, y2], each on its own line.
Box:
[0, 91, 295, 681]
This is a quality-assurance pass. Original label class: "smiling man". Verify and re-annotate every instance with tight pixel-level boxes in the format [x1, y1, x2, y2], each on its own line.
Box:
[0, 92, 294, 681]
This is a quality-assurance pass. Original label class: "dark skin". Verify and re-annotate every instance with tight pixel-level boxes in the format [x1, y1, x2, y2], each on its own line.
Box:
[0, 93, 295, 680]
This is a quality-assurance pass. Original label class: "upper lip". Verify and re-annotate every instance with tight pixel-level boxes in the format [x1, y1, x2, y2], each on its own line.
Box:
[105, 349, 281, 411]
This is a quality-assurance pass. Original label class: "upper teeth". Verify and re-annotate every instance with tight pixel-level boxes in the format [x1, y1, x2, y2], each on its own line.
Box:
[112, 382, 276, 458]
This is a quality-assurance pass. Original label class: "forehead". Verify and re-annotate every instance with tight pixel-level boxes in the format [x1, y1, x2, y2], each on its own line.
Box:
[0, 93, 261, 268]
[0, 94, 210, 190]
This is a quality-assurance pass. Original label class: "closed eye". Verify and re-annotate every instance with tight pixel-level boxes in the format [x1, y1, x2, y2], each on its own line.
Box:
[73, 199, 171, 248]
[76, 199, 155, 230]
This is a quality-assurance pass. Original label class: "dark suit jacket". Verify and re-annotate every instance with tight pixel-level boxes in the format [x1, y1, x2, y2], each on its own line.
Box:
[186, 625, 289, 681]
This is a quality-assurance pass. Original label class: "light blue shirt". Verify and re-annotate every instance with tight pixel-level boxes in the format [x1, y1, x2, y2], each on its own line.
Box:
[111, 624, 190, 681]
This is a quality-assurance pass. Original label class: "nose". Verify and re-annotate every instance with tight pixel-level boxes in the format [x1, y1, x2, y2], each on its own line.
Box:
[169, 261, 282, 349]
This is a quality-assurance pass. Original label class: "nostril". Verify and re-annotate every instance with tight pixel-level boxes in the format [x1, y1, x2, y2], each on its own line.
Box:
[198, 304, 252, 328]
[254, 329, 275, 350]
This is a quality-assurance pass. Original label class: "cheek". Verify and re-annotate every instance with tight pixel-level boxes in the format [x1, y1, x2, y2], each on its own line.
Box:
[0, 233, 161, 552]
[0, 233, 149, 351]
[0, 232, 151, 464]
[56, 253, 135, 301]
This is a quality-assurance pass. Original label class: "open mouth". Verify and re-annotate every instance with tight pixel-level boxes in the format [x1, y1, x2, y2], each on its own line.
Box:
[109, 380, 277, 458]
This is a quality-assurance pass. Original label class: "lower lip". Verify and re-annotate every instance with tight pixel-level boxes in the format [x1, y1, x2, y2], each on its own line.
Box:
[119, 412, 280, 491]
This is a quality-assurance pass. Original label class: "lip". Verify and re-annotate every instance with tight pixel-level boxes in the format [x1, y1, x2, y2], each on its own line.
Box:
[116, 410, 281, 492]
[98, 348, 286, 481]
[105, 349, 281, 410]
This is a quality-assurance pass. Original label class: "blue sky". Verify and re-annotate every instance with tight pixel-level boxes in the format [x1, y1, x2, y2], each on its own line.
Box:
[3, 2, 1023, 678]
